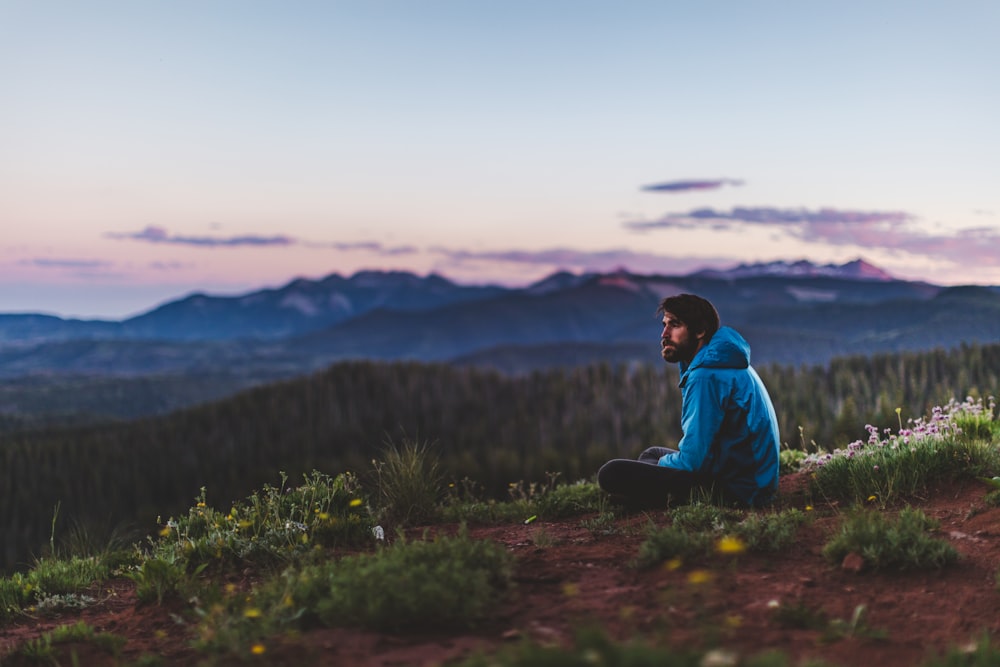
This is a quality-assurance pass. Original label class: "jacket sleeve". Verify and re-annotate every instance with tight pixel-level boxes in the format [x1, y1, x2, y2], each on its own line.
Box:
[658, 370, 726, 472]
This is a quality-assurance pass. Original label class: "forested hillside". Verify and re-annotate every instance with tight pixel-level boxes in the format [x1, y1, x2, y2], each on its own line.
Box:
[2, 343, 999, 572]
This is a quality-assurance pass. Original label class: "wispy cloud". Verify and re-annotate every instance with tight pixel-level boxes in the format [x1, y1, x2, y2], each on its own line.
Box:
[21, 258, 114, 269]
[623, 206, 1000, 266]
[106, 226, 295, 247]
[640, 179, 744, 193]
[107, 226, 418, 256]
[625, 206, 913, 231]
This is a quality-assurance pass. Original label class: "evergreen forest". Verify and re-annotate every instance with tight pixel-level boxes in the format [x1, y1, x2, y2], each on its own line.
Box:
[2, 342, 999, 573]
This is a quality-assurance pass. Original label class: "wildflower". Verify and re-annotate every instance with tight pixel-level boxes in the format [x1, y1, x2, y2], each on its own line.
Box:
[805, 505, 814, 511]
[873, 465, 880, 472]
[867, 495, 877, 503]
[663, 557, 683, 571]
[159, 526, 172, 537]
[349, 498, 363, 508]
[251, 643, 266, 655]
[687, 569, 712, 585]
[715, 535, 746, 555]
[243, 607, 263, 619]
[561, 582, 580, 597]
[196, 501, 206, 508]
[318, 512, 330, 520]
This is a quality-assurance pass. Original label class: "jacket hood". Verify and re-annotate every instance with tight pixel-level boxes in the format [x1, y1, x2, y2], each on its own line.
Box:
[679, 326, 750, 378]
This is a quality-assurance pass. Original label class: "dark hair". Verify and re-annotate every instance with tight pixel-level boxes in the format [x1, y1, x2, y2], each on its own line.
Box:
[658, 293, 720, 339]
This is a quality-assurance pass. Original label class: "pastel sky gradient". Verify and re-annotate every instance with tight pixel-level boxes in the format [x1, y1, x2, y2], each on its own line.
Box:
[3, 1, 998, 318]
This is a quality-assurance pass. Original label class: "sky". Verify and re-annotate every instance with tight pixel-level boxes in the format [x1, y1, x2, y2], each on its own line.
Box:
[3, 1, 999, 319]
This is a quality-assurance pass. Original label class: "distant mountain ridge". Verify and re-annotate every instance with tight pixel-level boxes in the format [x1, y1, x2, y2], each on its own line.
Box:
[693, 258, 895, 281]
[1, 258, 999, 382]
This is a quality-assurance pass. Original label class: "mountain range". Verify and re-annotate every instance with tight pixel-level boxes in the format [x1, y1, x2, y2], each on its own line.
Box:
[1, 258, 999, 385]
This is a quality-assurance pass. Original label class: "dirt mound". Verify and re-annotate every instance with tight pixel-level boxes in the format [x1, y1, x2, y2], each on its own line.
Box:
[3, 472, 1000, 666]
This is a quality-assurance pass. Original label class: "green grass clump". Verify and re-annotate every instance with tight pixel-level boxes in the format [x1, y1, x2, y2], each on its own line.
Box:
[636, 504, 808, 568]
[635, 525, 708, 568]
[191, 528, 515, 653]
[15, 619, 125, 662]
[1, 555, 111, 621]
[734, 509, 807, 552]
[808, 397, 1000, 507]
[150, 469, 373, 573]
[670, 502, 741, 532]
[822, 507, 958, 571]
[441, 477, 605, 525]
[811, 436, 997, 507]
[371, 437, 445, 526]
[308, 529, 513, 631]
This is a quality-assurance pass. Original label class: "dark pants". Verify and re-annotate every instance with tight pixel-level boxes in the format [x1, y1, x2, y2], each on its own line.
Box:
[597, 447, 700, 509]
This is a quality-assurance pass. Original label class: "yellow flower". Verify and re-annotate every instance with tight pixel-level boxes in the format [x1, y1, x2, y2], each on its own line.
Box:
[243, 607, 263, 619]
[250, 643, 266, 655]
[687, 569, 713, 585]
[349, 498, 363, 508]
[158, 526, 172, 537]
[663, 557, 683, 571]
[867, 495, 878, 503]
[561, 582, 580, 597]
[715, 535, 746, 555]
[805, 505, 814, 511]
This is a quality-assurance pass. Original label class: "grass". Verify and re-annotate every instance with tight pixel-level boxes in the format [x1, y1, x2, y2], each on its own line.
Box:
[635, 504, 808, 568]
[371, 436, 446, 526]
[822, 507, 958, 571]
[188, 528, 515, 654]
[14, 619, 126, 663]
[0, 395, 997, 663]
[806, 397, 1000, 507]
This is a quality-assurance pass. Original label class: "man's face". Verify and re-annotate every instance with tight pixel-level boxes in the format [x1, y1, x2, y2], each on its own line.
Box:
[660, 311, 704, 364]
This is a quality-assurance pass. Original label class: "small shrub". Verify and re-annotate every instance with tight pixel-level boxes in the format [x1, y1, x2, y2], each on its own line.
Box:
[192, 528, 516, 650]
[151, 470, 373, 573]
[822, 507, 958, 571]
[371, 437, 445, 526]
[735, 509, 807, 552]
[310, 529, 514, 631]
[670, 503, 740, 533]
[635, 525, 708, 568]
[15, 620, 125, 662]
[535, 480, 606, 519]
[128, 557, 189, 604]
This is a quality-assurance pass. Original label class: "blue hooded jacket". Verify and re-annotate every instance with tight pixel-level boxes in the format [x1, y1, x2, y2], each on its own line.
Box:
[657, 326, 780, 506]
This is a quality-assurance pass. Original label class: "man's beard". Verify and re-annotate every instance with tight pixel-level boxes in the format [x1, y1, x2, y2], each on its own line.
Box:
[661, 337, 697, 363]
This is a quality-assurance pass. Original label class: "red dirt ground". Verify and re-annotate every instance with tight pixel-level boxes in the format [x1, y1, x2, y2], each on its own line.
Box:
[3, 472, 1000, 666]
